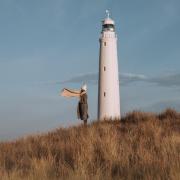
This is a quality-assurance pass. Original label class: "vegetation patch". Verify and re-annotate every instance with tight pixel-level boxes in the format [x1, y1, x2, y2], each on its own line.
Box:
[0, 109, 180, 180]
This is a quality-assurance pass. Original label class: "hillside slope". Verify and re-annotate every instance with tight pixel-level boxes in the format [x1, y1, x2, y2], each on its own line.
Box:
[0, 109, 180, 180]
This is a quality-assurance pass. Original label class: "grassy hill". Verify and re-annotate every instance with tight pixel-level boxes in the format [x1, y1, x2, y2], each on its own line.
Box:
[0, 109, 180, 180]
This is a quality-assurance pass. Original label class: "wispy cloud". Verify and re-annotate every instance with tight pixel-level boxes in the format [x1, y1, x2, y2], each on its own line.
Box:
[148, 73, 180, 87]
[59, 73, 98, 84]
[120, 73, 147, 85]
[55, 72, 180, 88]
[55, 72, 147, 85]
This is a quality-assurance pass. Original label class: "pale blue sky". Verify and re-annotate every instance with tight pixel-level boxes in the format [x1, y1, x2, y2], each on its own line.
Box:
[0, 0, 180, 140]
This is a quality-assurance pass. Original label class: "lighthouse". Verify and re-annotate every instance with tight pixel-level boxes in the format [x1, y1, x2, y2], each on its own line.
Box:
[98, 10, 120, 120]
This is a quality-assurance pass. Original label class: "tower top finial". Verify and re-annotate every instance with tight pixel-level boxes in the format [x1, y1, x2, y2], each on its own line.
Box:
[105, 10, 110, 19]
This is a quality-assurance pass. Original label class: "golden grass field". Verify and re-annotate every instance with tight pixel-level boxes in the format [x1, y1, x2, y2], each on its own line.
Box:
[0, 109, 180, 180]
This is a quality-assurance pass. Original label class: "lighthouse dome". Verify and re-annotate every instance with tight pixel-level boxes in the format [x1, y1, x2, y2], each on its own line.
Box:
[102, 10, 115, 32]
[102, 18, 115, 25]
[102, 18, 115, 32]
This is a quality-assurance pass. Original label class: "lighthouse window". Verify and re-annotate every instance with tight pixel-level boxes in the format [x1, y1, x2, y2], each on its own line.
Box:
[104, 92, 106, 97]
[103, 24, 114, 29]
[104, 42, 106, 46]
[104, 66, 106, 71]
[103, 24, 115, 31]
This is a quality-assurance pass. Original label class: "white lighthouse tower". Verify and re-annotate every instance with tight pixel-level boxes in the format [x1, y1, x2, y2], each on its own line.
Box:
[98, 10, 120, 120]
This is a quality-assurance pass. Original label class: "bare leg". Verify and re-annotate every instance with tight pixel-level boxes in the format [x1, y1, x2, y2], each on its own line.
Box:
[84, 119, 87, 126]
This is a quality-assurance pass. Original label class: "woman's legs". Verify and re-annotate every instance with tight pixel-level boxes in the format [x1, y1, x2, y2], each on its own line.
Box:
[83, 119, 87, 125]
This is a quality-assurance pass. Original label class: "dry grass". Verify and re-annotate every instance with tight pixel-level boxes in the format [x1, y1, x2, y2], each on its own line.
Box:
[0, 108, 180, 180]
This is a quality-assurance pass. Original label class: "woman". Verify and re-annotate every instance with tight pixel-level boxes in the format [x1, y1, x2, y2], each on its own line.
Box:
[77, 84, 89, 125]
[61, 84, 89, 125]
